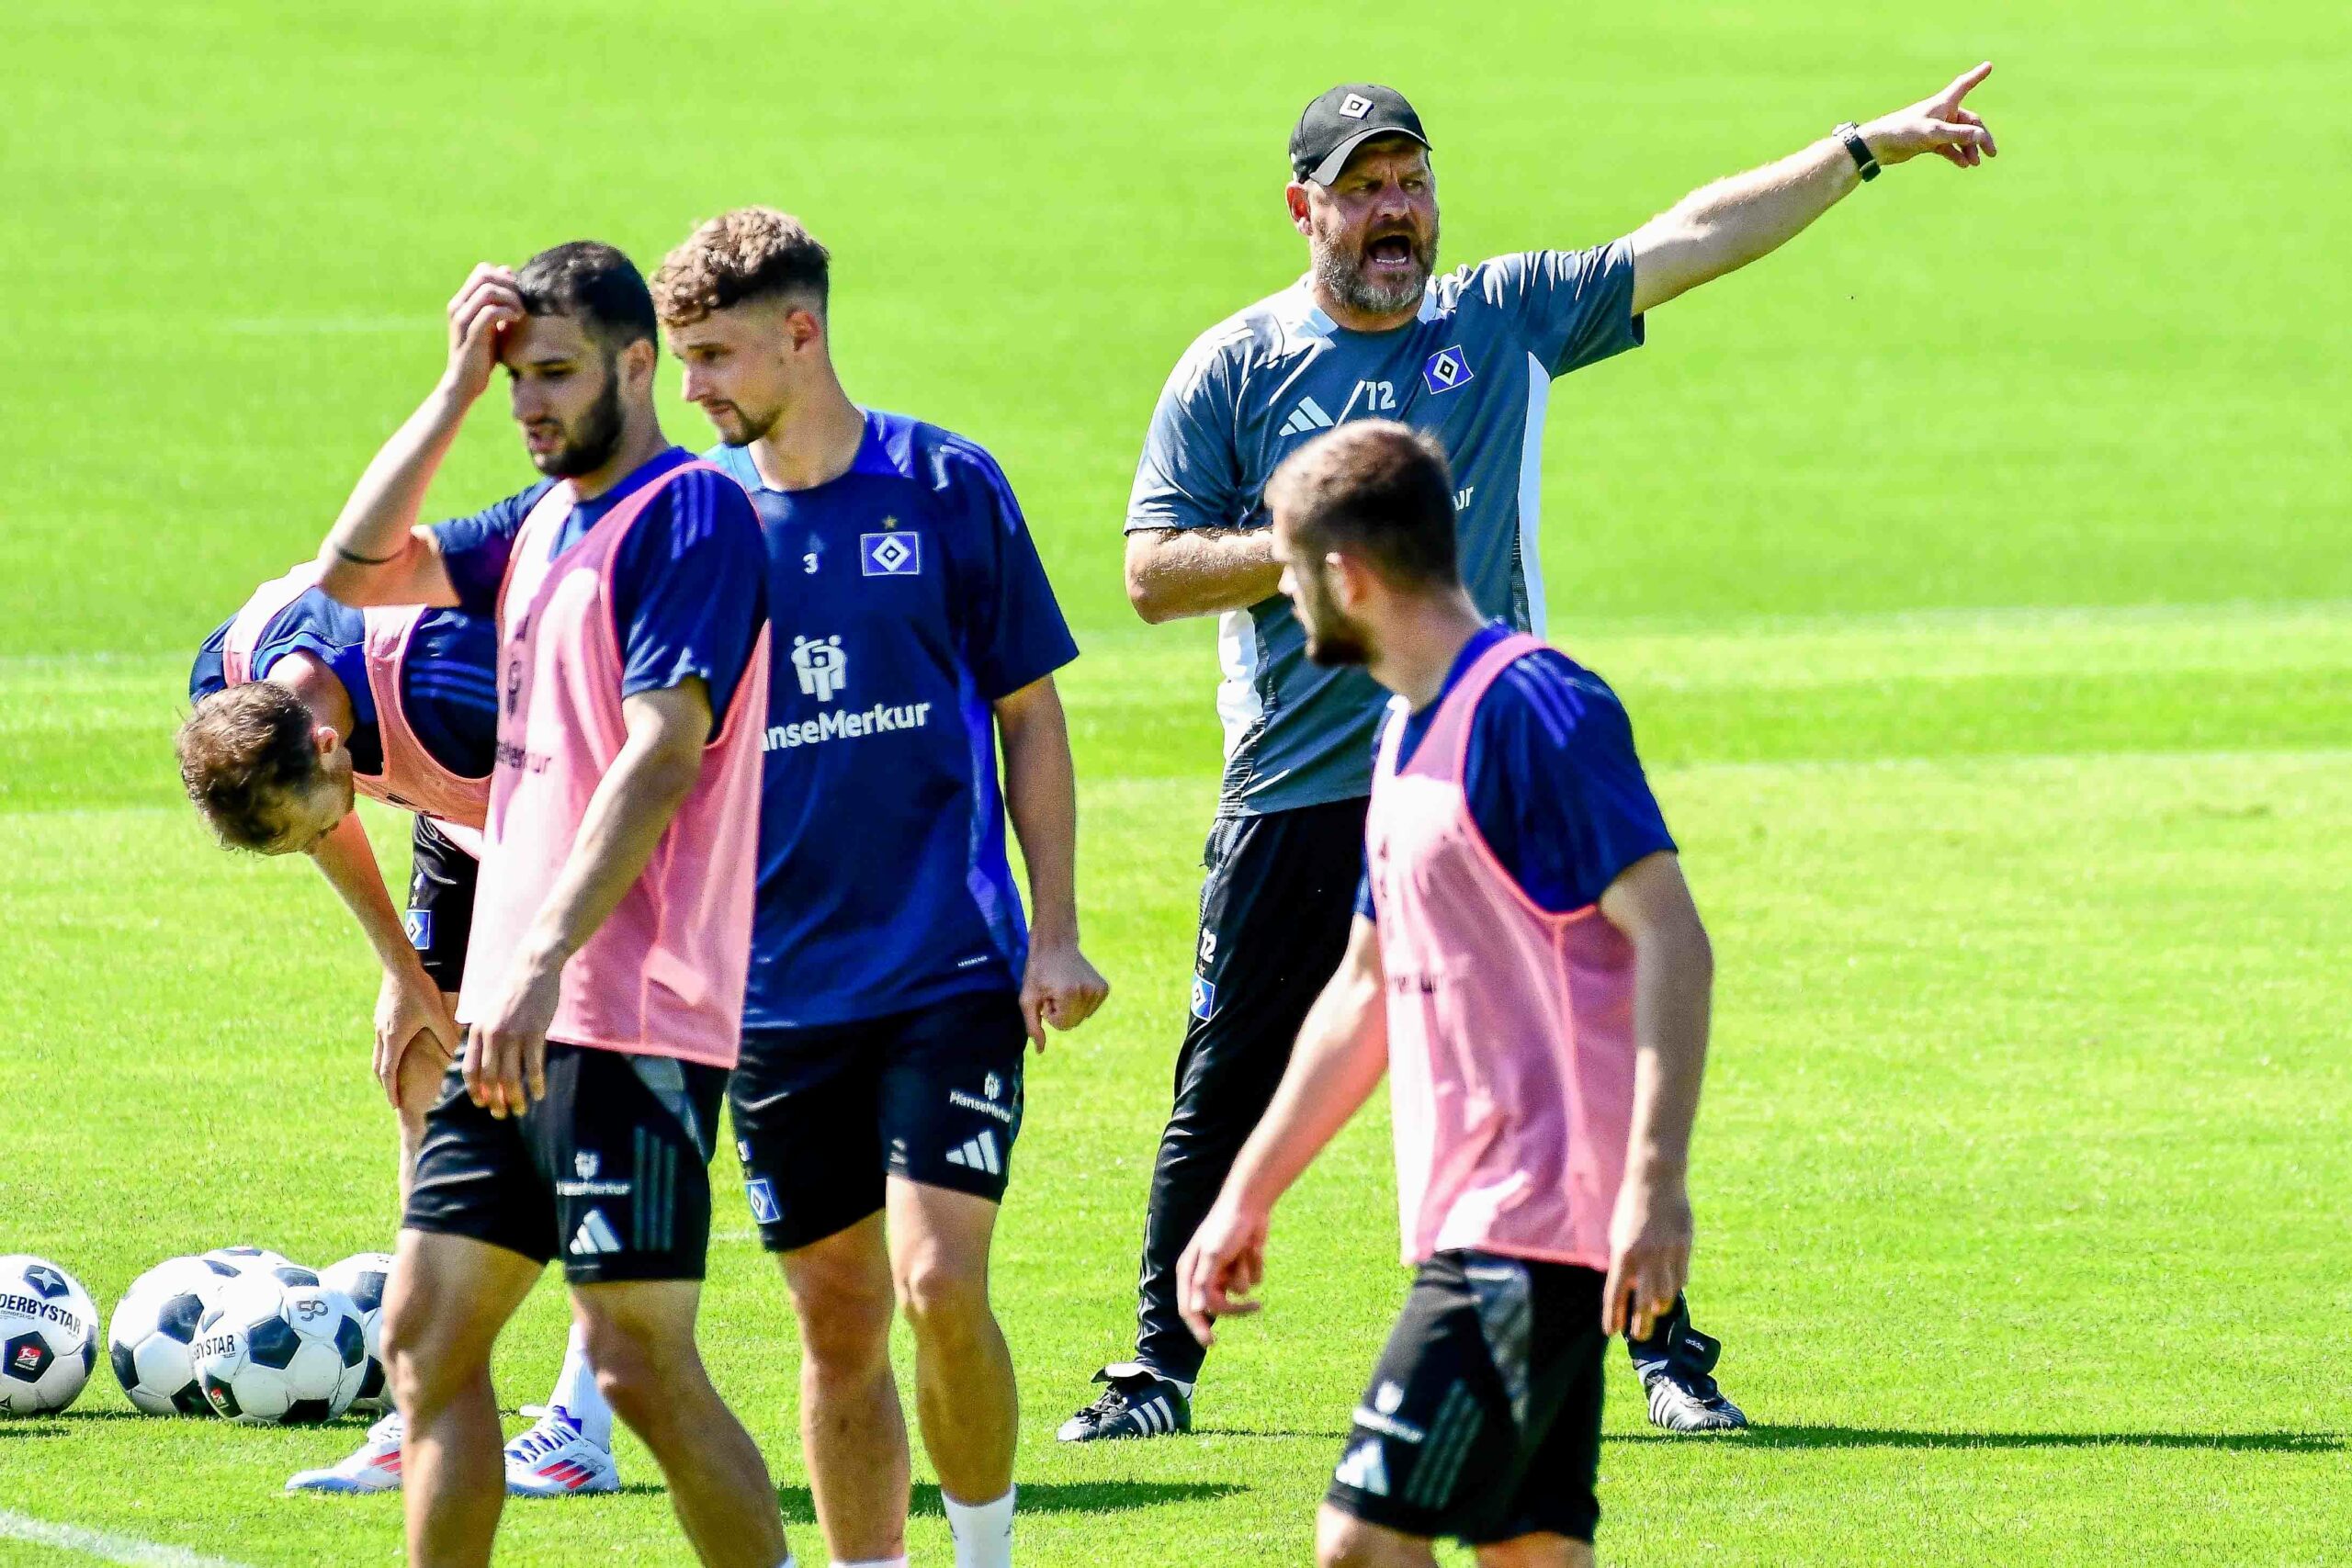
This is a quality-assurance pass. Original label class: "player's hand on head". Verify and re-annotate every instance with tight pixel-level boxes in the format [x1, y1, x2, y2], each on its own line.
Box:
[1178, 1198, 1270, 1347]
[1860, 62, 1998, 170]
[442, 263, 523, 403]
[1018, 939, 1111, 1052]
[1601, 1168, 1694, 1341]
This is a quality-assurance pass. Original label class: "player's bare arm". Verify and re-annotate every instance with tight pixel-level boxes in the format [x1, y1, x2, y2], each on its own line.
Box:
[1125, 525, 1282, 624]
[1594, 850, 1714, 1341]
[1179, 916, 1389, 1344]
[306, 814, 458, 1107]
[1628, 62, 1998, 314]
[465, 678, 716, 1121]
[257, 649, 458, 1105]
[316, 265, 525, 608]
[994, 672, 1110, 1046]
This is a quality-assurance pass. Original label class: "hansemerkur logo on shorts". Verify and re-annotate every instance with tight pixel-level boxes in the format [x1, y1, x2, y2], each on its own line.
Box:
[556, 1149, 633, 1199]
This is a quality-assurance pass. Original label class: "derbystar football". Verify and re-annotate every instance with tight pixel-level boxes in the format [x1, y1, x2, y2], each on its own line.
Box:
[317, 1251, 396, 1413]
[0, 1254, 99, 1415]
[191, 1274, 368, 1425]
[199, 1246, 313, 1288]
[107, 1257, 224, 1416]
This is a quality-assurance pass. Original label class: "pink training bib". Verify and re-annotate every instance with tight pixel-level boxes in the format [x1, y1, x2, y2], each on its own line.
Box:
[219, 566, 489, 831]
[1364, 632, 1639, 1269]
[457, 464, 769, 1069]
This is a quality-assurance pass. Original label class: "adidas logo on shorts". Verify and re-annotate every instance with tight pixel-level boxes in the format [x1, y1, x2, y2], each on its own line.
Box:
[1334, 1438, 1390, 1496]
[944, 1130, 1002, 1176]
[567, 1210, 623, 1257]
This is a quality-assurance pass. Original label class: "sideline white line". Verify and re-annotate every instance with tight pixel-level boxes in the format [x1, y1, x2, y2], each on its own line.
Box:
[0, 1509, 253, 1568]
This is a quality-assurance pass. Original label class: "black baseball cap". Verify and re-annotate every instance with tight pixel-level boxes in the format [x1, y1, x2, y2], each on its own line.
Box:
[1289, 84, 1430, 185]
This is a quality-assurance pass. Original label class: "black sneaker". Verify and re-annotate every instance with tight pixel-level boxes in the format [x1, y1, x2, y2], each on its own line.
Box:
[1632, 1320, 1748, 1432]
[1056, 1363, 1192, 1442]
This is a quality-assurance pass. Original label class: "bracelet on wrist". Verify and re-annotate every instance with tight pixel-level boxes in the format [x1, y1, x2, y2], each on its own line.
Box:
[1834, 121, 1881, 182]
[331, 537, 402, 566]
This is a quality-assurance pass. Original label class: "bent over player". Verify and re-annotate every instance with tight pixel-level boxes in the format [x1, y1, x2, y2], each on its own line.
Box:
[1082, 65, 1998, 1438]
[178, 583, 632, 1498]
[313, 242, 790, 1568]
[1180, 423, 1715, 1567]
[654, 209, 1107, 1568]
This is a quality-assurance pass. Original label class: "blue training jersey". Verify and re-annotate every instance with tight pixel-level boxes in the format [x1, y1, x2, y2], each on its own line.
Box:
[190, 591, 499, 779]
[712, 411, 1080, 1032]
[430, 447, 768, 733]
[1356, 622, 1675, 920]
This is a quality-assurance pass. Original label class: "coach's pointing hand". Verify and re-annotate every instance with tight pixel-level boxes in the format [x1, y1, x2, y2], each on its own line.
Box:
[443, 264, 523, 404]
[1860, 62, 1999, 170]
[464, 952, 559, 1119]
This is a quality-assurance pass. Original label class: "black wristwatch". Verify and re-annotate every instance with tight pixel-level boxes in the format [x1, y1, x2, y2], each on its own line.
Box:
[1835, 121, 1881, 181]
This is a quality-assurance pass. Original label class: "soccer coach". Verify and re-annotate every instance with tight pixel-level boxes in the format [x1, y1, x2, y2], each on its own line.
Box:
[1064, 66, 1998, 1443]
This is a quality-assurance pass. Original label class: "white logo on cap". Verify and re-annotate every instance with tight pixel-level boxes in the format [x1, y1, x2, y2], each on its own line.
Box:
[1339, 93, 1374, 119]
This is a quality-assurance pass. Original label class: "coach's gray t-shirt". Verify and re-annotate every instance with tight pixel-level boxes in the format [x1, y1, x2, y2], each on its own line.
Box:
[1126, 241, 1645, 817]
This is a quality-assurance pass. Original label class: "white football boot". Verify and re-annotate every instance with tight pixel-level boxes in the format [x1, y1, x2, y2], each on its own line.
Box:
[503, 1409, 620, 1497]
[285, 1410, 405, 1494]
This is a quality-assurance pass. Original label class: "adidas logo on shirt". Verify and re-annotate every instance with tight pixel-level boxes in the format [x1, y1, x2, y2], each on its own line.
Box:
[568, 1209, 623, 1258]
[1278, 396, 1337, 438]
[944, 1130, 1002, 1176]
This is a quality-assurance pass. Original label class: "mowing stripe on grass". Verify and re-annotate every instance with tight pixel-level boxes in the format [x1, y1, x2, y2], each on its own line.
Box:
[0, 1511, 252, 1568]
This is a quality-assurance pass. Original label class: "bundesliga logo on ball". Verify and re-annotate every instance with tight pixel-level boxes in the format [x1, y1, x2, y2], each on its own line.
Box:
[0, 1255, 99, 1415]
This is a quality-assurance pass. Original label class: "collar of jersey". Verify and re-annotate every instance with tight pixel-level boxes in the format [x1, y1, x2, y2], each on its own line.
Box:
[1283, 274, 1442, 341]
[706, 410, 907, 496]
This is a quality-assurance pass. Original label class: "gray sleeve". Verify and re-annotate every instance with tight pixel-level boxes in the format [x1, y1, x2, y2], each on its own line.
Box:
[1125, 343, 1246, 535]
[1477, 239, 1645, 378]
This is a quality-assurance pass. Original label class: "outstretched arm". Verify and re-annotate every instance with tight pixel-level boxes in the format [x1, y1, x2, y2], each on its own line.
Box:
[1178, 916, 1389, 1344]
[316, 265, 524, 608]
[1629, 62, 1998, 313]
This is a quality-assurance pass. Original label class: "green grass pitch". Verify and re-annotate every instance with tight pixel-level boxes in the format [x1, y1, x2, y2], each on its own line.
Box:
[4, 1, 2348, 1563]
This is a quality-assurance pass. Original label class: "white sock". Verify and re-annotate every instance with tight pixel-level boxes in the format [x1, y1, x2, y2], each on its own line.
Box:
[546, 1321, 613, 1449]
[944, 1486, 1014, 1568]
[830, 1559, 906, 1568]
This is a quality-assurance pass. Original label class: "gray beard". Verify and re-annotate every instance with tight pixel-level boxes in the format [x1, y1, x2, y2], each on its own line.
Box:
[1314, 248, 1426, 317]
[1312, 220, 1439, 319]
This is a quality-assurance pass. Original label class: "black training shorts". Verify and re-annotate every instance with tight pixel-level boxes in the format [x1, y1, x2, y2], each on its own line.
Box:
[1327, 1251, 1609, 1547]
[404, 1043, 728, 1284]
[730, 988, 1029, 1252]
[402, 815, 477, 994]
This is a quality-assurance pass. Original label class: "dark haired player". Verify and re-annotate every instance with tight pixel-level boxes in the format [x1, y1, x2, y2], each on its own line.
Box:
[1079, 66, 1999, 1440]
[1182, 422, 1714, 1567]
[653, 208, 1106, 1568]
[311, 242, 792, 1568]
